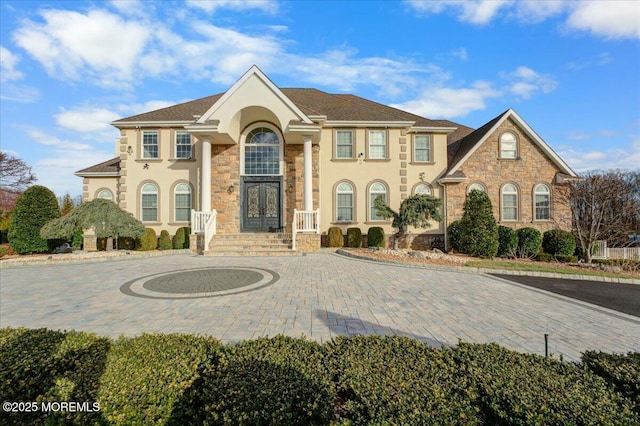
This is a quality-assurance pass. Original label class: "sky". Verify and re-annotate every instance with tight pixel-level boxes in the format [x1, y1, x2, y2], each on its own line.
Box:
[1, 0, 639, 197]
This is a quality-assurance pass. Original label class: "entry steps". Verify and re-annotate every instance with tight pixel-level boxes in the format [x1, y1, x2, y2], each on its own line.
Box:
[204, 233, 295, 256]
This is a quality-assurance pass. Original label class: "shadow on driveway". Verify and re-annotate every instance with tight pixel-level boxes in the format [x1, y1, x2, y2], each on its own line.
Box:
[492, 274, 640, 317]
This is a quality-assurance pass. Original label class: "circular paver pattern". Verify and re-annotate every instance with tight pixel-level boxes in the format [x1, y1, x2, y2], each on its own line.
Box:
[120, 266, 279, 299]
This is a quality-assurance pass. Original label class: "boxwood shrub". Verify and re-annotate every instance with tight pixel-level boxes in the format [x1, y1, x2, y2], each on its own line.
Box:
[447, 220, 463, 252]
[327, 226, 344, 248]
[535, 252, 554, 262]
[98, 333, 220, 425]
[543, 229, 576, 256]
[367, 226, 385, 248]
[203, 335, 335, 425]
[158, 230, 173, 250]
[137, 227, 157, 251]
[173, 226, 191, 249]
[346, 227, 363, 248]
[516, 227, 542, 258]
[582, 350, 640, 414]
[497, 225, 518, 258]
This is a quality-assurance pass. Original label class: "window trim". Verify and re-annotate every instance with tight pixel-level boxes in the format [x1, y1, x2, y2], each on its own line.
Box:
[412, 134, 433, 163]
[366, 129, 388, 160]
[139, 181, 160, 223]
[95, 188, 114, 201]
[367, 180, 389, 222]
[334, 129, 355, 160]
[141, 130, 159, 159]
[467, 182, 487, 194]
[413, 183, 433, 196]
[174, 130, 193, 160]
[334, 180, 356, 223]
[172, 181, 193, 223]
[240, 123, 283, 176]
[500, 183, 519, 222]
[499, 131, 518, 160]
[533, 183, 551, 221]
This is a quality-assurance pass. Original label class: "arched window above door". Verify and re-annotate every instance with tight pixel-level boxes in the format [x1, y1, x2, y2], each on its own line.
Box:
[243, 126, 281, 175]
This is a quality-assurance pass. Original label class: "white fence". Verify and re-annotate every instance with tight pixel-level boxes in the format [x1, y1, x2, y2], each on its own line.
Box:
[191, 210, 217, 249]
[292, 209, 320, 251]
[591, 240, 640, 261]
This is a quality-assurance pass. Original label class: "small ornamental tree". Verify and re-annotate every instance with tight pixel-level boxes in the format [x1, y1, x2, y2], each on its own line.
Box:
[374, 194, 442, 235]
[59, 193, 75, 216]
[8, 185, 62, 254]
[458, 190, 498, 258]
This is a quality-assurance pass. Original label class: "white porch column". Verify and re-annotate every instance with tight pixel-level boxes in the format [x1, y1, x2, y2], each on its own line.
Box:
[303, 135, 313, 211]
[201, 137, 212, 212]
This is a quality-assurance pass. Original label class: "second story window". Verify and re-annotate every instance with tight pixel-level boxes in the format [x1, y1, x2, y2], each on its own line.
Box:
[499, 132, 517, 159]
[175, 132, 192, 159]
[414, 135, 431, 162]
[142, 131, 159, 159]
[336, 130, 354, 159]
[368, 130, 386, 159]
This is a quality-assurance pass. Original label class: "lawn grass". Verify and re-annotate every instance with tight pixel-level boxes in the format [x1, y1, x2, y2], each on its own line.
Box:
[465, 260, 637, 280]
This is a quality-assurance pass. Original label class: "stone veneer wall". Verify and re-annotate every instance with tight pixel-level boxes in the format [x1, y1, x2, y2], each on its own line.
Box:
[210, 144, 241, 233]
[295, 234, 321, 252]
[445, 117, 572, 233]
[283, 144, 320, 233]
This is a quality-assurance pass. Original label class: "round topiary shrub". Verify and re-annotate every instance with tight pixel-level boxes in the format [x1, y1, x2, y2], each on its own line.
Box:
[137, 228, 157, 251]
[542, 229, 576, 257]
[447, 220, 462, 252]
[327, 227, 344, 248]
[173, 226, 191, 249]
[517, 227, 542, 258]
[497, 225, 518, 257]
[8, 185, 63, 254]
[159, 230, 172, 250]
[367, 227, 386, 248]
[346, 227, 363, 248]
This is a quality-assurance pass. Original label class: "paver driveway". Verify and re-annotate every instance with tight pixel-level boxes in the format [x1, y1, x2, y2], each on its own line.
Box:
[1, 253, 638, 361]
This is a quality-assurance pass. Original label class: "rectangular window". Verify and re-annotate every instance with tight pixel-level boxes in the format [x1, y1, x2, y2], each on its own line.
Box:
[336, 130, 353, 159]
[141, 194, 157, 221]
[535, 195, 550, 220]
[368, 130, 386, 159]
[337, 194, 353, 221]
[142, 131, 159, 159]
[414, 135, 431, 162]
[175, 194, 191, 221]
[502, 195, 518, 221]
[370, 194, 386, 221]
[175, 131, 192, 159]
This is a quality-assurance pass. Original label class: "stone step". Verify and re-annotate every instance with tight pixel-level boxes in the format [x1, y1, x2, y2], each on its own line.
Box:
[206, 233, 294, 256]
[203, 249, 297, 256]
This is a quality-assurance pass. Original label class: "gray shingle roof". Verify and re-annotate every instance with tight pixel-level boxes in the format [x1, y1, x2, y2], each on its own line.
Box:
[75, 157, 121, 175]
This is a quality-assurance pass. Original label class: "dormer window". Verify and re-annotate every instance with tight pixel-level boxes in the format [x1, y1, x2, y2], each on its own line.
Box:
[499, 132, 518, 159]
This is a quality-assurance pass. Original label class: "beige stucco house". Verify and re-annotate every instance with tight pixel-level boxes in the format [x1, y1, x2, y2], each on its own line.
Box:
[76, 66, 578, 254]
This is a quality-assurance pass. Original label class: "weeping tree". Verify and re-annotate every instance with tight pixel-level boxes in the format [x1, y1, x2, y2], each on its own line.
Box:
[374, 194, 443, 248]
[40, 198, 145, 250]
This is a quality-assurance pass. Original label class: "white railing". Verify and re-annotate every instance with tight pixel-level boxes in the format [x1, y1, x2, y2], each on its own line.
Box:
[191, 209, 217, 250]
[590, 240, 608, 259]
[591, 240, 640, 261]
[292, 209, 320, 251]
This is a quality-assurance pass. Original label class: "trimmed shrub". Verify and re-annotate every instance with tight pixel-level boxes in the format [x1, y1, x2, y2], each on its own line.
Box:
[459, 190, 499, 258]
[137, 228, 157, 251]
[327, 226, 344, 248]
[99, 333, 220, 425]
[0, 245, 7, 258]
[0, 328, 110, 425]
[326, 335, 477, 425]
[173, 226, 191, 249]
[8, 185, 63, 254]
[117, 236, 136, 250]
[159, 230, 172, 250]
[453, 342, 637, 425]
[582, 351, 640, 414]
[555, 254, 578, 263]
[71, 229, 83, 250]
[447, 220, 463, 252]
[346, 227, 363, 248]
[543, 229, 576, 256]
[535, 252, 554, 262]
[497, 225, 518, 257]
[516, 227, 542, 258]
[367, 226, 385, 248]
[204, 336, 335, 425]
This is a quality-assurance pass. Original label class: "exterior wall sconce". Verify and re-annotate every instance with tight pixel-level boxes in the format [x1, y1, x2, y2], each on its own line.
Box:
[227, 184, 234, 194]
[143, 163, 149, 169]
[358, 152, 364, 158]
[127, 146, 133, 155]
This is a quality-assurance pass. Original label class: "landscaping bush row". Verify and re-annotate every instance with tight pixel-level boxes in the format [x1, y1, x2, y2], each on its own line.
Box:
[95, 227, 191, 252]
[2, 328, 638, 425]
[326, 226, 386, 248]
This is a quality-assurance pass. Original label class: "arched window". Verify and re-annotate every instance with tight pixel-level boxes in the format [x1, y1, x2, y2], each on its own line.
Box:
[501, 184, 518, 221]
[336, 182, 354, 222]
[467, 183, 486, 194]
[141, 183, 158, 222]
[499, 132, 517, 159]
[369, 182, 387, 221]
[534, 184, 551, 220]
[97, 189, 113, 201]
[414, 183, 432, 196]
[174, 183, 191, 222]
[244, 126, 280, 175]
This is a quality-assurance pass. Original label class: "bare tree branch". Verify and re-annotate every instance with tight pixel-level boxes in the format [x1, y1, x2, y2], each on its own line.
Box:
[0, 151, 36, 192]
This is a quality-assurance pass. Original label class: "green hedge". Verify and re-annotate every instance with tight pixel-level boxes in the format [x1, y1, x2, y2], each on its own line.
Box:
[159, 230, 173, 250]
[346, 227, 363, 248]
[497, 225, 518, 257]
[2, 329, 638, 425]
[447, 220, 463, 252]
[173, 226, 190, 249]
[543, 229, 576, 256]
[137, 228, 157, 251]
[367, 226, 385, 248]
[516, 227, 542, 258]
[327, 226, 344, 248]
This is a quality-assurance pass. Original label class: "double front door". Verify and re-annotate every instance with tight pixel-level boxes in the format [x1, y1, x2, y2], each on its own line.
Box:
[242, 180, 281, 231]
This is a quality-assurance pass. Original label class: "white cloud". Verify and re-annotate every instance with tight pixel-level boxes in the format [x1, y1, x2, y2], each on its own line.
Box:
[0, 84, 40, 103]
[560, 138, 640, 172]
[185, 0, 278, 14]
[406, 0, 512, 24]
[567, 131, 591, 141]
[0, 46, 23, 82]
[116, 100, 177, 117]
[501, 66, 558, 99]
[55, 107, 121, 132]
[566, 1, 640, 40]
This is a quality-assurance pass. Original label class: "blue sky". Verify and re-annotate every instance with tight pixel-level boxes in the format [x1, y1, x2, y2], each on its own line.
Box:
[1, 0, 639, 197]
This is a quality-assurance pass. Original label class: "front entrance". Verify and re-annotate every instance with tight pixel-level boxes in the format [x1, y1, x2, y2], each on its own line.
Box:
[241, 178, 282, 232]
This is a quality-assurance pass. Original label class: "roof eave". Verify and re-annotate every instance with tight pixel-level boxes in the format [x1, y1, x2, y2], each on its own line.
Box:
[323, 120, 414, 128]
[408, 126, 457, 134]
[111, 120, 194, 128]
[74, 172, 120, 177]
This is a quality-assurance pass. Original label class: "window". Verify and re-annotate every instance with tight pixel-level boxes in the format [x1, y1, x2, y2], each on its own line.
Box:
[499, 132, 517, 159]
[175, 131, 192, 159]
[142, 131, 159, 159]
[335, 130, 354, 159]
[336, 182, 354, 222]
[501, 184, 518, 221]
[96, 189, 113, 201]
[369, 182, 387, 221]
[368, 130, 386, 159]
[534, 184, 550, 220]
[414, 183, 432, 196]
[174, 183, 191, 222]
[141, 183, 158, 222]
[244, 127, 280, 175]
[414, 135, 431, 162]
[467, 183, 486, 194]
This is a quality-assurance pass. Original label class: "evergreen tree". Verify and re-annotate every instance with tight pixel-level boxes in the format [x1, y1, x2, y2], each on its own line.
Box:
[8, 185, 62, 254]
[458, 190, 499, 258]
[60, 193, 75, 216]
[373, 194, 442, 235]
